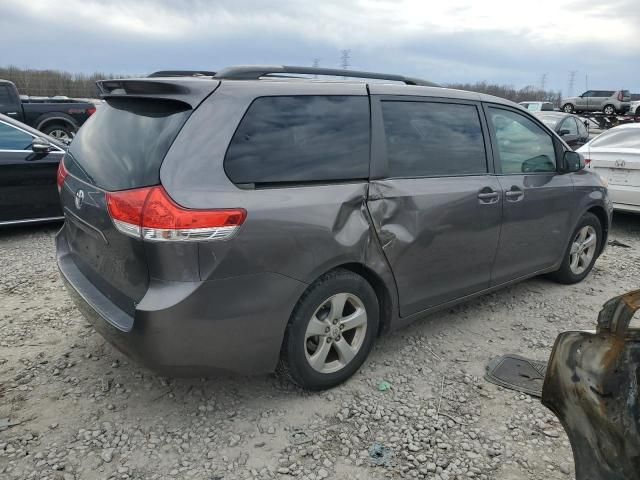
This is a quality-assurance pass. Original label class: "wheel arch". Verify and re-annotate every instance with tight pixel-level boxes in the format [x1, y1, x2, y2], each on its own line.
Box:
[297, 262, 394, 338]
[586, 205, 609, 255]
[35, 113, 78, 133]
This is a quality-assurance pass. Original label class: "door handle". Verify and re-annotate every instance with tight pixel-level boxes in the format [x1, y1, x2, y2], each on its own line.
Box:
[505, 187, 524, 201]
[478, 188, 500, 204]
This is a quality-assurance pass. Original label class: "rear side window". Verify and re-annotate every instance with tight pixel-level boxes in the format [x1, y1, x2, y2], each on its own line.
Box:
[66, 98, 191, 191]
[590, 129, 640, 149]
[0, 85, 15, 106]
[0, 121, 33, 150]
[381, 101, 487, 177]
[224, 96, 370, 185]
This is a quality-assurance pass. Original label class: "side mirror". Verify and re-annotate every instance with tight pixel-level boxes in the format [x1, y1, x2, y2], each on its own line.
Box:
[563, 151, 585, 172]
[559, 129, 570, 136]
[31, 137, 52, 153]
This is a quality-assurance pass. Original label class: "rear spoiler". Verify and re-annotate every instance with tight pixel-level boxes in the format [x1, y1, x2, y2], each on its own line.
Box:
[96, 78, 219, 109]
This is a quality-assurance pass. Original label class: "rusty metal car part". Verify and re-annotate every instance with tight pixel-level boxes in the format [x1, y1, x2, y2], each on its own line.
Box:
[542, 289, 640, 480]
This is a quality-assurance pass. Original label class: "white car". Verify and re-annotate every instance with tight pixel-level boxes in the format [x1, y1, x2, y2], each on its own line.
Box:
[577, 123, 640, 213]
[629, 100, 640, 117]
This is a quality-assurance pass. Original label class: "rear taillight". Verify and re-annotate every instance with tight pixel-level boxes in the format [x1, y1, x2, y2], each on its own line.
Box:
[86, 106, 97, 116]
[617, 92, 624, 101]
[584, 158, 591, 167]
[106, 186, 246, 242]
[57, 160, 68, 193]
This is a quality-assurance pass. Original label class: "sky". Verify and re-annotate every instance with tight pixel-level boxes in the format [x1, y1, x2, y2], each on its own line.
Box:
[1, 0, 638, 94]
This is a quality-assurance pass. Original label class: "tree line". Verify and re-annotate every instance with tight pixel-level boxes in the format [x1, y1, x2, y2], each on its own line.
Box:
[1, 65, 563, 104]
[0, 65, 134, 98]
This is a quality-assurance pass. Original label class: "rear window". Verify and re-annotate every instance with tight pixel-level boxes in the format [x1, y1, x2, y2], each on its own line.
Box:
[590, 128, 640, 149]
[381, 101, 487, 177]
[66, 98, 191, 191]
[224, 96, 370, 185]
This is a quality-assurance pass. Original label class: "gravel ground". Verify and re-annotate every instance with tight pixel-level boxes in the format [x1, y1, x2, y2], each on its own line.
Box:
[1, 214, 639, 480]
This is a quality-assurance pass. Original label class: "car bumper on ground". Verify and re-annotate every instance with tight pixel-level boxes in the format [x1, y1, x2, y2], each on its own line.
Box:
[56, 231, 308, 377]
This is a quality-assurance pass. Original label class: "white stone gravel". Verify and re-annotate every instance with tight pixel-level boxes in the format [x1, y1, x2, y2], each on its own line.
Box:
[1, 214, 639, 480]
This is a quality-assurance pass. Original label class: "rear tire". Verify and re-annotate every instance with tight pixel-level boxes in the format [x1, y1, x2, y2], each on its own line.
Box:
[278, 269, 379, 390]
[603, 104, 616, 116]
[42, 123, 75, 143]
[562, 104, 574, 113]
[549, 213, 602, 284]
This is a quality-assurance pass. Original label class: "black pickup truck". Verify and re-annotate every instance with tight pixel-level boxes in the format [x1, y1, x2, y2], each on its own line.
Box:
[0, 79, 96, 143]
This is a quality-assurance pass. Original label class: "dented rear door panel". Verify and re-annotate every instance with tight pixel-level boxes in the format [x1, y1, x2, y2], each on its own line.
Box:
[367, 176, 502, 317]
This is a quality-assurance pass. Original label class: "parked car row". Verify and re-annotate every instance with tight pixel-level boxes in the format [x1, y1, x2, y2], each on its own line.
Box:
[578, 123, 640, 214]
[0, 80, 96, 142]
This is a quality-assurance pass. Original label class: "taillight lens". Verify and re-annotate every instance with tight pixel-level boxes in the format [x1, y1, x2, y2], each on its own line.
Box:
[106, 186, 246, 242]
[584, 158, 591, 167]
[86, 106, 97, 116]
[57, 160, 68, 193]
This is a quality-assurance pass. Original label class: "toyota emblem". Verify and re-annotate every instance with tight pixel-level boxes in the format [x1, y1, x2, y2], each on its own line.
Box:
[74, 189, 85, 209]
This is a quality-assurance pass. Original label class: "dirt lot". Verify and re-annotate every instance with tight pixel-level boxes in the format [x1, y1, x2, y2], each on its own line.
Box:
[1, 214, 639, 480]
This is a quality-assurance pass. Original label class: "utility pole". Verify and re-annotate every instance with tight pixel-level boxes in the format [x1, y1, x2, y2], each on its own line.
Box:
[568, 71, 576, 97]
[540, 73, 547, 92]
[340, 49, 351, 79]
[312, 58, 320, 79]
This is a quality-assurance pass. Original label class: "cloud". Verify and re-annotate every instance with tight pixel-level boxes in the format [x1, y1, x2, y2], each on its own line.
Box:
[1, 0, 638, 92]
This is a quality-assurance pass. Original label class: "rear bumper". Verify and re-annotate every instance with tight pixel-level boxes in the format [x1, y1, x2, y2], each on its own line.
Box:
[56, 231, 307, 376]
[608, 185, 640, 213]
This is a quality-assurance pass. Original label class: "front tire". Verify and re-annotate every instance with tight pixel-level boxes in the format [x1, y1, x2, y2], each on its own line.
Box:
[603, 105, 616, 116]
[279, 269, 379, 390]
[549, 213, 602, 284]
[562, 104, 575, 113]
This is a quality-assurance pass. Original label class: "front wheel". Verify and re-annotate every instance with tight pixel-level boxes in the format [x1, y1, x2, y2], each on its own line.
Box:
[278, 269, 379, 390]
[549, 213, 602, 284]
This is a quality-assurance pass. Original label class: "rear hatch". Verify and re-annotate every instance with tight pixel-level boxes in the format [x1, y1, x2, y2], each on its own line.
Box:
[59, 78, 218, 315]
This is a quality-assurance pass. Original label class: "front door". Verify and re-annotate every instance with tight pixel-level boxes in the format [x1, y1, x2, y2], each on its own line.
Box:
[576, 91, 591, 111]
[484, 106, 576, 285]
[0, 120, 63, 222]
[367, 97, 502, 317]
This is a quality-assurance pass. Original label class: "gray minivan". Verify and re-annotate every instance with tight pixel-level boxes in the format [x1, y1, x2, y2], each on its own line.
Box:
[56, 66, 612, 390]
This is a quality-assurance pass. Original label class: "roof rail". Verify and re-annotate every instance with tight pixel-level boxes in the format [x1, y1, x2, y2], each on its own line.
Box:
[213, 65, 440, 87]
[148, 70, 217, 78]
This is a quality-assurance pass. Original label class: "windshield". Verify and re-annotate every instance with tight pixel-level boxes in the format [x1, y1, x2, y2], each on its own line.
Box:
[66, 97, 191, 191]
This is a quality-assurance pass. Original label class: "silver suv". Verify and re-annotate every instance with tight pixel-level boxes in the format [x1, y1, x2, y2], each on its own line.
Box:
[56, 66, 612, 390]
[562, 89, 631, 115]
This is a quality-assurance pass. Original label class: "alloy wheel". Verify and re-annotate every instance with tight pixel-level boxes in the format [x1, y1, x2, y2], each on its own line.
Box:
[304, 293, 367, 374]
[569, 226, 597, 275]
[48, 129, 72, 142]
